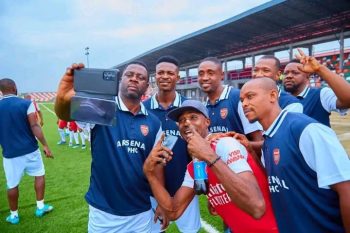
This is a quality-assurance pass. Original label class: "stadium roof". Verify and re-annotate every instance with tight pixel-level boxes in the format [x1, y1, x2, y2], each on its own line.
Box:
[114, 0, 350, 73]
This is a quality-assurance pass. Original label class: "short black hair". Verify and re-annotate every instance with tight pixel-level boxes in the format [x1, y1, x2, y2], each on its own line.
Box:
[0, 78, 16, 93]
[124, 60, 149, 80]
[156, 55, 179, 67]
[199, 57, 222, 68]
[127, 60, 149, 72]
[260, 55, 281, 69]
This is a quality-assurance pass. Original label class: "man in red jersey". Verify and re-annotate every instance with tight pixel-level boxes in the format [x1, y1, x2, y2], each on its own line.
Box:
[144, 100, 278, 233]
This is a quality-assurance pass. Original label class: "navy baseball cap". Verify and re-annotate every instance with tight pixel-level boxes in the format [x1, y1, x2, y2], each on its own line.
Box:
[167, 100, 209, 122]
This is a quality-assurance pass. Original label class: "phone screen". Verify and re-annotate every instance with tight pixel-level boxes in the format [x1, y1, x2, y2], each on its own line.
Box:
[70, 96, 116, 126]
[162, 135, 178, 150]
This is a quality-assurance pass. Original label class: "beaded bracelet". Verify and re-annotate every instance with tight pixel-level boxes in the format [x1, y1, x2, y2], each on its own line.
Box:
[208, 156, 221, 167]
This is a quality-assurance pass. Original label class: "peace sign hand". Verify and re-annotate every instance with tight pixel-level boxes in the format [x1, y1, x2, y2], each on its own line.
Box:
[295, 48, 321, 73]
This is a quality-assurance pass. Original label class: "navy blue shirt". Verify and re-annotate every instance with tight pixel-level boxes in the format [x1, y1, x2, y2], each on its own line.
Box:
[85, 96, 162, 216]
[206, 86, 261, 134]
[278, 88, 303, 113]
[143, 92, 191, 196]
[262, 110, 344, 233]
[0, 96, 38, 158]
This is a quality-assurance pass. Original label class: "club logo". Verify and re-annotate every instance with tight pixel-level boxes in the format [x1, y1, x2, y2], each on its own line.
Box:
[220, 108, 228, 119]
[140, 125, 149, 136]
[273, 148, 280, 165]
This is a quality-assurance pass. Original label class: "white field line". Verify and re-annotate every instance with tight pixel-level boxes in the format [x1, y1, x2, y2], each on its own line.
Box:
[39, 103, 56, 115]
[39, 103, 221, 233]
[200, 218, 220, 233]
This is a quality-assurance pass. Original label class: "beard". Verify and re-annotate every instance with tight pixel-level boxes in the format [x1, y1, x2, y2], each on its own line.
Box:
[283, 83, 298, 93]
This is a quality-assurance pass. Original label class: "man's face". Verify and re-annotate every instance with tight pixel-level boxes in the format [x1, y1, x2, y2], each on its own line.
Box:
[283, 62, 308, 94]
[177, 110, 210, 142]
[252, 58, 280, 81]
[155, 62, 179, 92]
[119, 64, 149, 100]
[240, 82, 274, 123]
[198, 61, 223, 94]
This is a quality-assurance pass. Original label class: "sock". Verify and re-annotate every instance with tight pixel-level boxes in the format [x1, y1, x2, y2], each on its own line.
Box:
[10, 210, 18, 217]
[73, 132, 79, 144]
[69, 131, 74, 144]
[79, 132, 86, 146]
[58, 129, 66, 142]
[37, 200, 44, 209]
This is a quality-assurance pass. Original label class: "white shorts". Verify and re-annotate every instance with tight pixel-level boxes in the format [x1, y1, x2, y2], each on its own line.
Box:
[150, 195, 201, 233]
[88, 205, 152, 233]
[3, 149, 45, 189]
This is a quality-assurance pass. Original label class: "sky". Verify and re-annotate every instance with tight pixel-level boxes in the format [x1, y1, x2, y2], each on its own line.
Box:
[0, 0, 272, 93]
[0, 0, 348, 93]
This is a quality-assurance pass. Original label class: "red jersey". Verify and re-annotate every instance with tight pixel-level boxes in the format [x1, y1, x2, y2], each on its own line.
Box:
[185, 137, 278, 233]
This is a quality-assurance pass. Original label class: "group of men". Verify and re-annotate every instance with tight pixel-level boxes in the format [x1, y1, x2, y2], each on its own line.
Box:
[1, 48, 349, 233]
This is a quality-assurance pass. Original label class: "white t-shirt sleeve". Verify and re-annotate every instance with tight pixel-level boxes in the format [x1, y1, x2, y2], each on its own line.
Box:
[215, 137, 252, 174]
[299, 123, 350, 188]
[182, 169, 194, 188]
[238, 101, 263, 134]
[320, 87, 348, 115]
[152, 126, 163, 148]
[284, 102, 303, 113]
[27, 102, 36, 115]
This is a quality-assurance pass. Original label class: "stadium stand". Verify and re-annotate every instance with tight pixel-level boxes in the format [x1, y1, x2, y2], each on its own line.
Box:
[23, 92, 56, 102]
[113, 0, 350, 98]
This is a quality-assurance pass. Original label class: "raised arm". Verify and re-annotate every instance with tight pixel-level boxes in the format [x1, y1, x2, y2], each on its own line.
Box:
[143, 136, 195, 220]
[296, 48, 350, 109]
[187, 130, 265, 219]
[55, 63, 84, 120]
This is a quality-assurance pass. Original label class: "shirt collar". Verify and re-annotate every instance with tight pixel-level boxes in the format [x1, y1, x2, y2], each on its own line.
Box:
[297, 86, 310, 99]
[205, 85, 231, 105]
[150, 91, 181, 109]
[115, 96, 148, 115]
[2, 94, 17, 99]
[263, 109, 288, 138]
[277, 86, 282, 97]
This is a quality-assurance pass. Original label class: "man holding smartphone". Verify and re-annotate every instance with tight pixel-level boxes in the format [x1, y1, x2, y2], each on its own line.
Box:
[55, 62, 169, 232]
[143, 56, 201, 233]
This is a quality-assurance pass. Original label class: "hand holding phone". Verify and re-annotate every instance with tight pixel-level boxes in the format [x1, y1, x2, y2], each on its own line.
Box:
[162, 135, 178, 150]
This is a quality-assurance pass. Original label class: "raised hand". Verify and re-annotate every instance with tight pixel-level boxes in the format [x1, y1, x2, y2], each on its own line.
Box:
[186, 125, 215, 162]
[57, 63, 85, 103]
[295, 48, 321, 73]
[143, 133, 173, 174]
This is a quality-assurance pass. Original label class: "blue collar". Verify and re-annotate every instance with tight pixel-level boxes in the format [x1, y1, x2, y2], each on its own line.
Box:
[2, 94, 17, 99]
[263, 110, 288, 137]
[149, 92, 181, 110]
[297, 86, 310, 99]
[116, 96, 148, 115]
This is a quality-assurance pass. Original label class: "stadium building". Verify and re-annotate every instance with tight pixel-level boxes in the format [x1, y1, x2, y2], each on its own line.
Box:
[114, 0, 350, 100]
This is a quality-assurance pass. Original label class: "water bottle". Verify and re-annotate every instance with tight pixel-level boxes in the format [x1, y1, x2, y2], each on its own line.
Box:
[193, 158, 209, 195]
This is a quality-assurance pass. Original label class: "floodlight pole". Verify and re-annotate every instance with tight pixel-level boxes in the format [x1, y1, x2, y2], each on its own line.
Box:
[85, 47, 90, 68]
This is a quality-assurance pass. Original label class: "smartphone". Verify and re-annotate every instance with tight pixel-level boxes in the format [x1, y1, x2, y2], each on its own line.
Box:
[162, 135, 178, 150]
[70, 68, 120, 126]
[74, 68, 120, 96]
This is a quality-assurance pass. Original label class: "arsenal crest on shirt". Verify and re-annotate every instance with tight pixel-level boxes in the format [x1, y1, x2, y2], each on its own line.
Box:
[273, 148, 280, 165]
[220, 108, 228, 119]
[140, 125, 149, 136]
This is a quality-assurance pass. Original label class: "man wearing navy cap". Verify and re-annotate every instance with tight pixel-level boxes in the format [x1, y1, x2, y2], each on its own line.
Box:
[143, 56, 201, 233]
[144, 99, 278, 233]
